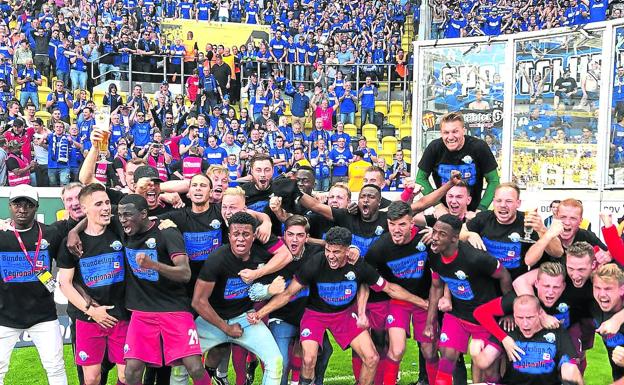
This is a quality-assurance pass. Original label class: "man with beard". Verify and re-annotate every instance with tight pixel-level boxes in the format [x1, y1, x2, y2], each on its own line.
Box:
[417, 111, 499, 215]
[461, 183, 563, 279]
[114, 194, 211, 385]
[192, 212, 283, 385]
[57, 183, 129, 385]
[0, 185, 67, 385]
[514, 241, 600, 374]
[364, 201, 433, 385]
[425, 214, 512, 385]
[250, 226, 428, 385]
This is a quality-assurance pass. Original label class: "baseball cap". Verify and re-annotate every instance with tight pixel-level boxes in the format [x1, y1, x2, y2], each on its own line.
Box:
[9, 184, 39, 205]
[133, 165, 161, 183]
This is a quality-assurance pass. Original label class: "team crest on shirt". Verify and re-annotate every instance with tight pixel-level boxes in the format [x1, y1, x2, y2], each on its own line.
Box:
[416, 242, 427, 252]
[462, 155, 473, 164]
[440, 333, 449, 342]
[543, 353, 551, 360]
[345, 271, 356, 281]
[40, 239, 49, 250]
[387, 315, 395, 324]
[124, 344, 130, 354]
[145, 238, 157, 249]
[508, 232, 521, 243]
[455, 270, 467, 280]
[557, 303, 569, 313]
[110, 241, 123, 251]
[210, 219, 221, 229]
[78, 351, 89, 361]
[375, 226, 384, 236]
[301, 328, 311, 337]
[544, 333, 556, 343]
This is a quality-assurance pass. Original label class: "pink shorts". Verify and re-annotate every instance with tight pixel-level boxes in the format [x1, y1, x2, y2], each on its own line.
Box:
[75, 319, 129, 366]
[386, 300, 433, 343]
[124, 311, 202, 366]
[366, 301, 389, 331]
[439, 313, 501, 354]
[300, 307, 367, 350]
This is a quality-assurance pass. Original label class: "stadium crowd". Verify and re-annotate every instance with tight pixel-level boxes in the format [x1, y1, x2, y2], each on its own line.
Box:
[2, 111, 624, 385]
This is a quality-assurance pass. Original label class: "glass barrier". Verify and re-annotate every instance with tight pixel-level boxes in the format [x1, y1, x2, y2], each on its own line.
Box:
[609, 26, 624, 185]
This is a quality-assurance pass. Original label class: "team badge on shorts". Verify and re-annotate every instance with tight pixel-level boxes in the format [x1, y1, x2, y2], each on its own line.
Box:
[544, 333, 556, 343]
[124, 344, 130, 354]
[557, 303, 569, 313]
[387, 315, 395, 325]
[416, 242, 426, 252]
[375, 226, 384, 236]
[462, 156, 473, 164]
[78, 351, 89, 361]
[210, 219, 221, 229]
[508, 232, 521, 243]
[345, 271, 356, 281]
[145, 238, 157, 249]
[110, 240, 123, 251]
[454, 270, 467, 280]
[301, 328, 311, 337]
[440, 333, 449, 343]
[40, 239, 49, 250]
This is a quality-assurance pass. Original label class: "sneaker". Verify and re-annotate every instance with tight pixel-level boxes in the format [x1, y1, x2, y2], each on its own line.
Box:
[213, 376, 230, 385]
[245, 359, 259, 385]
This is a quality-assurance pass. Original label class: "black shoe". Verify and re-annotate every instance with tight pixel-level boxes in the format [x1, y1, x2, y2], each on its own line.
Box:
[213, 376, 230, 385]
[245, 359, 259, 385]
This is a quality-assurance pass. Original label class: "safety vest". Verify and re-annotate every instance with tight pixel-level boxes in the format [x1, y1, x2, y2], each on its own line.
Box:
[7, 154, 30, 186]
[94, 161, 108, 184]
[148, 155, 168, 181]
[182, 156, 202, 180]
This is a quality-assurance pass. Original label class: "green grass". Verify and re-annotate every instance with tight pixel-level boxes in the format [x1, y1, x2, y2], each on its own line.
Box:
[6, 336, 612, 384]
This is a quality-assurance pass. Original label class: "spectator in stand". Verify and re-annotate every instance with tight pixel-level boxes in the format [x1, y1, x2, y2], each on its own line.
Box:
[359, 76, 378, 127]
[311, 95, 334, 132]
[388, 149, 410, 191]
[338, 81, 358, 125]
[47, 121, 71, 186]
[16, 58, 42, 109]
[354, 136, 378, 164]
[286, 82, 311, 130]
[310, 138, 331, 191]
[329, 136, 352, 184]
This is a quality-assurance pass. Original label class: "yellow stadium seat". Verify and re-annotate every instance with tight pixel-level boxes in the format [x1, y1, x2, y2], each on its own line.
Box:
[367, 138, 379, 151]
[40, 75, 48, 88]
[375, 101, 388, 115]
[389, 101, 404, 115]
[378, 150, 394, 166]
[344, 124, 357, 137]
[388, 113, 402, 128]
[362, 124, 377, 142]
[399, 123, 412, 139]
[382, 136, 398, 154]
[404, 149, 412, 164]
[35, 110, 51, 127]
[92, 89, 106, 106]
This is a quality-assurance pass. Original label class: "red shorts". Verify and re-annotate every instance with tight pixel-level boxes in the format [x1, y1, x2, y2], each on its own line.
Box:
[366, 301, 389, 331]
[75, 319, 129, 366]
[300, 307, 366, 350]
[386, 300, 433, 343]
[124, 311, 202, 366]
[439, 313, 501, 354]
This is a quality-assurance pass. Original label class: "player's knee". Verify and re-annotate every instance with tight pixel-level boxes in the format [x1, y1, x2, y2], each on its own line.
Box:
[302, 350, 317, 370]
[124, 362, 143, 384]
[186, 361, 207, 380]
[83, 371, 101, 385]
[361, 349, 380, 369]
[387, 343, 405, 361]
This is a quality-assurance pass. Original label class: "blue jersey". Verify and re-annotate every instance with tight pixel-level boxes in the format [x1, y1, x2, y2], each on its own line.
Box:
[445, 17, 466, 38]
[588, 0, 607, 22]
[270, 38, 286, 59]
[246, 4, 259, 23]
[197, 2, 211, 20]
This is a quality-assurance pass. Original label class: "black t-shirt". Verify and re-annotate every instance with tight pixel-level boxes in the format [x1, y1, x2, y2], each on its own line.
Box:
[429, 241, 500, 324]
[366, 230, 432, 304]
[198, 243, 272, 320]
[418, 135, 498, 211]
[106, 188, 177, 217]
[331, 208, 388, 257]
[467, 210, 537, 280]
[380, 197, 391, 209]
[554, 77, 577, 94]
[501, 326, 577, 385]
[159, 205, 224, 293]
[57, 228, 129, 322]
[121, 220, 190, 312]
[241, 181, 278, 234]
[296, 255, 384, 313]
[0, 223, 63, 329]
[590, 302, 624, 381]
[560, 275, 593, 324]
[569, 229, 607, 251]
[269, 243, 324, 326]
[307, 212, 335, 240]
[502, 290, 571, 329]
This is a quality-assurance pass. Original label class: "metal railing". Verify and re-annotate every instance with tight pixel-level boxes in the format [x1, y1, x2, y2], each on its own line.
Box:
[92, 53, 413, 115]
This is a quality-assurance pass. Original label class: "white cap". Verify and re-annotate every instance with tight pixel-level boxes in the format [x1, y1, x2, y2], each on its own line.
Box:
[9, 184, 39, 205]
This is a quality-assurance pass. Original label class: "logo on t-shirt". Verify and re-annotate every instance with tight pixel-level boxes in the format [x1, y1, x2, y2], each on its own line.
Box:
[544, 332, 556, 343]
[375, 226, 384, 236]
[416, 242, 427, 252]
[455, 270, 467, 280]
[462, 155, 473, 164]
[441, 275, 474, 301]
[508, 232, 522, 243]
[210, 219, 222, 229]
[345, 271, 356, 280]
[110, 240, 123, 251]
[301, 328, 311, 337]
[40, 239, 49, 250]
[386, 252, 426, 279]
[79, 252, 125, 288]
[78, 351, 89, 361]
[440, 332, 449, 342]
[387, 315, 395, 325]
[145, 238, 156, 249]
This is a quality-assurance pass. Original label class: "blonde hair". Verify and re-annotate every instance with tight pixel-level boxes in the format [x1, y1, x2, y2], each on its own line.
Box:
[223, 186, 246, 199]
[330, 182, 352, 199]
[537, 262, 566, 280]
[207, 165, 229, 179]
[593, 263, 624, 285]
